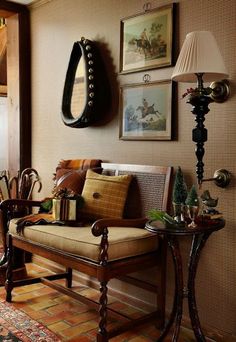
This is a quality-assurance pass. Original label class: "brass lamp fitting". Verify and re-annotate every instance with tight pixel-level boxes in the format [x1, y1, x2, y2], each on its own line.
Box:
[210, 79, 230, 103]
[202, 169, 231, 188]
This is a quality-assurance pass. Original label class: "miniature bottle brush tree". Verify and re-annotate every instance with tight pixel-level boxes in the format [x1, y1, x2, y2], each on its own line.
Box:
[172, 166, 188, 223]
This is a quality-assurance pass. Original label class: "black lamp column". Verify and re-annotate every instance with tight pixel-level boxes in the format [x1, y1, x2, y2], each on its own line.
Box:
[187, 73, 213, 186]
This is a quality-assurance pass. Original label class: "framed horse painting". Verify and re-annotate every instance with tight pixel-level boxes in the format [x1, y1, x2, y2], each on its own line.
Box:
[120, 4, 175, 74]
[119, 80, 173, 141]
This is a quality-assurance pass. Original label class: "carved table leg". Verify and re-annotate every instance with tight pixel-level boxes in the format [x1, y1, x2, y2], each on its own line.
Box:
[188, 232, 211, 342]
[157, 236, 184, 342]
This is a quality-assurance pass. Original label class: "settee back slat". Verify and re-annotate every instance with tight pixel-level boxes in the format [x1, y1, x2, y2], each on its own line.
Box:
[101, 163, 172, 219]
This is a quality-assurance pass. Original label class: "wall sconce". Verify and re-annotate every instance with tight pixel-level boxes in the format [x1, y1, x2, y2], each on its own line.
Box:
[171, 31, 230, 186]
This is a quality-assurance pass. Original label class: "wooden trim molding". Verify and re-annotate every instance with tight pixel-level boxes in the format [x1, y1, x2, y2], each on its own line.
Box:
[0, 1, 31, 173]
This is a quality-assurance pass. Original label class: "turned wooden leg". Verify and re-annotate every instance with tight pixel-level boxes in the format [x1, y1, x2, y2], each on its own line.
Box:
[5, 234, 13, 302]
[97, 281, 108, 342]
[66, 267, 72, 288]
[0, 210, 8, 267]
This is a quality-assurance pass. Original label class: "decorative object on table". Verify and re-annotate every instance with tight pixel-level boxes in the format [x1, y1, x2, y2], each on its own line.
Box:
[201, 190, 223, 219]
[120, 4, 175, 74]
[186, 185, 199, 228]
[171, 31, 230, 186]
[148, 209, 177, 228]
[119, 80, 173, 140]
[172, 166, 188, 223]
[52, 188, 84, 221]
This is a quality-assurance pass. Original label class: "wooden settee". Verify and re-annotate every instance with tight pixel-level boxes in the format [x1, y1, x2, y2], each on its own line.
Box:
[0, 162, 172, 341]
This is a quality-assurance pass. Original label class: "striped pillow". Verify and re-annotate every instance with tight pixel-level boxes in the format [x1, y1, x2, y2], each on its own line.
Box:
[80, 169, 132, 219]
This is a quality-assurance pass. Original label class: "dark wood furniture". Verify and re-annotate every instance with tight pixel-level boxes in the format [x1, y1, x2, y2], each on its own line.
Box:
[145, 218, 225, 342]
[0, 163, 172, 342]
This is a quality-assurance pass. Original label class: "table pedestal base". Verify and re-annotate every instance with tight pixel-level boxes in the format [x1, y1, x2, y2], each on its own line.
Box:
[158, 231, 212, 342]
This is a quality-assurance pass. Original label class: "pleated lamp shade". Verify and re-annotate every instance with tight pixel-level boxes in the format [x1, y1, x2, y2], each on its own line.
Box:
[172, 31, 228, 83]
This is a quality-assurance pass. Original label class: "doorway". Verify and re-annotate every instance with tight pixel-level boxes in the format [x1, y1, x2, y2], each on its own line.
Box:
[0, 0, 31, 174]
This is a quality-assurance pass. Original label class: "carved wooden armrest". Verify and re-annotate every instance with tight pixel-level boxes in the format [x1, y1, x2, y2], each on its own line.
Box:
[91, 217, 147, 237]
[0, 199, 42, 211]
[0, 199, 43, 223]
[91, 218, 147, 265]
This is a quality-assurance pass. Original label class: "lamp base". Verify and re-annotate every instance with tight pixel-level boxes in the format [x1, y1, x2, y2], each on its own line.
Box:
[188, 92, 213, 185]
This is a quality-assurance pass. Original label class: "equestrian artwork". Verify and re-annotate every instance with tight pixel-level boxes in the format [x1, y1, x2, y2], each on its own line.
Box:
[119, 81, 172, 141]
[120, 5, 174, 73]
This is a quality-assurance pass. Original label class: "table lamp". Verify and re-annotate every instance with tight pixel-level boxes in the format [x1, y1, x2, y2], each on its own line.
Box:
[171, 31, 229, 186]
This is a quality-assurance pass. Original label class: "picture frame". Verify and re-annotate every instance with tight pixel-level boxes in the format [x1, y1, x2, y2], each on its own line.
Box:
[119, 80, 173, 141]
[120, 4, 174, 74]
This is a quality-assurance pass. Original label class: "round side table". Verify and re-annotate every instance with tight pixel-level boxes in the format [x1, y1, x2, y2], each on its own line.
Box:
[145, 218, 225, 342]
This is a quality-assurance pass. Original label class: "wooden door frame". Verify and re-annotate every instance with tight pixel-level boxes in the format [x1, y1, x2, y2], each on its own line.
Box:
[0, 0, 31, 173]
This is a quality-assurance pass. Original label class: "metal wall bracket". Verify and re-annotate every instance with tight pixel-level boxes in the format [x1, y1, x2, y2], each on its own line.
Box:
[202, 169, 231, 188]
[209, 79, 230, 103]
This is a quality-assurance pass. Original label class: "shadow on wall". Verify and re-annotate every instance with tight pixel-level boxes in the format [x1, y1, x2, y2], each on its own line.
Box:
[94, 37, 119, 126]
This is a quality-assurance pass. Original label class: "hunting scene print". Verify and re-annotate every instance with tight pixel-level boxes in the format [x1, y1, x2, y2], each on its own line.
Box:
[126, 98, 165, 131]
[119, 81, 172, 140]
[120, 5, 173, 73]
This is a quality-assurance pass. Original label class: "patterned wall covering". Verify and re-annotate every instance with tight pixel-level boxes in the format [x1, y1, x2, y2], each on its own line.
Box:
[30, 0, 236, 338]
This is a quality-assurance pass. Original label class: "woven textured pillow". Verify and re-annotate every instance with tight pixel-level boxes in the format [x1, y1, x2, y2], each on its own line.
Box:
[80, 169, 132, 219]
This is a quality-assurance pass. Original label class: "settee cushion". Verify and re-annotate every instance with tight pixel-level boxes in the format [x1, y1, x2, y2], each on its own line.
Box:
[9, 221, 158, 262]
[80, 170, 132, 219]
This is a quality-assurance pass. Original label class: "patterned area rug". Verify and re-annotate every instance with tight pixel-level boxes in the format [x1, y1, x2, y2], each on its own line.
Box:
[0, 300, 61, 342]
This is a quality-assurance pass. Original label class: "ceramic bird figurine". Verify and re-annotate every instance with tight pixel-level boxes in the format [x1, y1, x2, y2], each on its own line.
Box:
[201, 190, 218, 211]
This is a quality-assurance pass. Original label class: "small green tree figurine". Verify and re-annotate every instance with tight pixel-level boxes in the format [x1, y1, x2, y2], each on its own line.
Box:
[186, 185, 199, 207]
[172, 166, 188, 204]
[172, 166, 188, 223]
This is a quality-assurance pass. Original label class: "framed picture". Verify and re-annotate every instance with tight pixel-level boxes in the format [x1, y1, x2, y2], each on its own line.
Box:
[119, 80, 173, 140]
[120, 4, 174, 74]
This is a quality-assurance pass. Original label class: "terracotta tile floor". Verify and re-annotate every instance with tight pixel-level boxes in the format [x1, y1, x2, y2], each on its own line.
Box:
[0, 263, 213, 341]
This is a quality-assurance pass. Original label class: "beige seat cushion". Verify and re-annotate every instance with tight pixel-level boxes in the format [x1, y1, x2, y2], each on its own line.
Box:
[9, 220, 158, 263]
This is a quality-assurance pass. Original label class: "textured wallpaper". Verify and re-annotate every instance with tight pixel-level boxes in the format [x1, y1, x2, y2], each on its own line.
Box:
[30, 0, 236, 338]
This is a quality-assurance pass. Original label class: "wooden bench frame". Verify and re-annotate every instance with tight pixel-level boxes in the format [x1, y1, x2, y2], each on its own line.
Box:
[1, 163, 172, 341]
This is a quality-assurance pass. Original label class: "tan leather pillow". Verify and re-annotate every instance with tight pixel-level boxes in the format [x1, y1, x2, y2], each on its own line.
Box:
[80, 169, 132, 219]
[54, 158, 102, 182]
[56, 168, 102, 195]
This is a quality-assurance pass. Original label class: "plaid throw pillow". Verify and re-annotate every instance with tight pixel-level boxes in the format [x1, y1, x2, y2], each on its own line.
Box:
[80, 169, 132, 219]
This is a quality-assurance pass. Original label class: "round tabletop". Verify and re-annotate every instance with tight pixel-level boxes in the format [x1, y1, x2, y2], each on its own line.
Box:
[145, 218, 225, 236]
